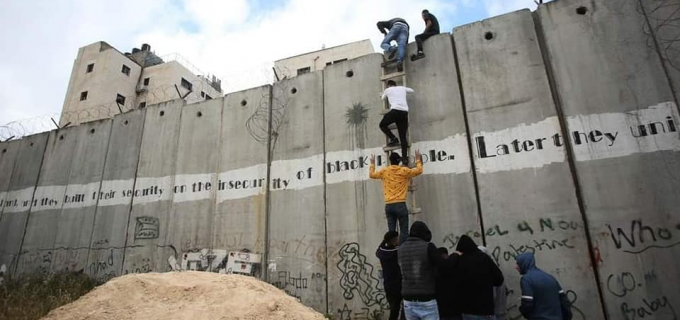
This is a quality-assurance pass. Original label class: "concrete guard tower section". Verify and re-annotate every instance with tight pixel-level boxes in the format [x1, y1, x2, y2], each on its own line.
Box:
[539, 0, 680, 319]
[455, 9, 603, 319]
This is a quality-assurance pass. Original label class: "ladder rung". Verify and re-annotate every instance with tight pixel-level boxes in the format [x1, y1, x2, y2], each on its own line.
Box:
[408, 185, 417, 192]
[381, 72, 406, 81]
[383, 144, 401, 152]
[409, 208, 422, 215]
[381, 60, 399, 67]
[387, 123, 397, 130]
[379, 109, 390, 115]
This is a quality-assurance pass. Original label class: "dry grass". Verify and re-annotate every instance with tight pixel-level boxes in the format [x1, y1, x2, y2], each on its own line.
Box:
[0, 272, 99, 320]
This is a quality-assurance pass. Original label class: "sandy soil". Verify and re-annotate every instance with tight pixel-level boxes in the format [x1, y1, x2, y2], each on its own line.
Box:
[42, 271, 326, 320]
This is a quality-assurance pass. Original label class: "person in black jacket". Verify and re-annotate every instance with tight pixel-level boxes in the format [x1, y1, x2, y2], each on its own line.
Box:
[398, 221, 447, 320]
[377, 231, 405, 320]
[376, 18, 410, 72]
[454, 235, 504, 320]
[436, 247, 463, 320]
[411, 9, 440, 61]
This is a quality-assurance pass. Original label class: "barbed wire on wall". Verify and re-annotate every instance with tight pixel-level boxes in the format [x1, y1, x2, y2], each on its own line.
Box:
[639, 0, 680, 73]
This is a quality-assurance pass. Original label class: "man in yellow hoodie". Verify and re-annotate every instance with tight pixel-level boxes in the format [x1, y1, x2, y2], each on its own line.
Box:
[370, 150, 423, 244]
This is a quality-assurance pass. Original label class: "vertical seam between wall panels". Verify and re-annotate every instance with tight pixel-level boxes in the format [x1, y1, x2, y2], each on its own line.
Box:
[84, 121, 114, 274]
[120, 110, 148, 273]
[450, 33, 487, 245]
[321, 72, 329, 316]
[532, 10, 610, 320]
[637, 0, 680, 113]
[263, 85, 274, 281]
[13, 135, 49, 275]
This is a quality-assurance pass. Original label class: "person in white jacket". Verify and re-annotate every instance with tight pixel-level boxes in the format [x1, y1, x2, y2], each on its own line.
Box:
[380, 80, 415, 165]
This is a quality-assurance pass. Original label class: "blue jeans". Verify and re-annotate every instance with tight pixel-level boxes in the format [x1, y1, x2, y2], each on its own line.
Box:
[381, 23, 409, 63]
[462, 315, 497, 320]
[386, 202, 409, 244]
[404, 299, 439, 320]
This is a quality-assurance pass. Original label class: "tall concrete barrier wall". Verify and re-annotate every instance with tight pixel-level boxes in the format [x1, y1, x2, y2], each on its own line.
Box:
[267, 73, 327, 311]
[2, 1, 679, 319]
[52, 119, 112, 273]
[323, 54, 391, 319]
[455, 9, 603, 319]
[18, 129, 79, 274]
[86, 110, 145, 280]
[538, 0, 680, 319]
[0, 134, 48, 274]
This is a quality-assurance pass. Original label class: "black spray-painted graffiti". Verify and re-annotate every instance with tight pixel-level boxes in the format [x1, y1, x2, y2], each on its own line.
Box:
[607, 219, 680, 254]
[607, 270, 677, 320]
[336, 243, 388, 310]
[134, 216, 159, 240]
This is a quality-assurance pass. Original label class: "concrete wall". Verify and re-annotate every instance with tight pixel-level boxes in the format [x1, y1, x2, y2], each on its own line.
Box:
[5, 1, 680, 319]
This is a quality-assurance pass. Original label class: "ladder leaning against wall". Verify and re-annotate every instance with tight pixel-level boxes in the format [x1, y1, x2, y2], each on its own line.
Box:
[379, 58, 421, 217]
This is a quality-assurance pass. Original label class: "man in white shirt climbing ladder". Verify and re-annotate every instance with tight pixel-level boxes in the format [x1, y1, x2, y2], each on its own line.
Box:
[380, 80, 415, 165]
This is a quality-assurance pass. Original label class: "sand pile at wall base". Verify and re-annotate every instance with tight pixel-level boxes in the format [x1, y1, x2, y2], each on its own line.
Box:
[42, 271, 326, 320]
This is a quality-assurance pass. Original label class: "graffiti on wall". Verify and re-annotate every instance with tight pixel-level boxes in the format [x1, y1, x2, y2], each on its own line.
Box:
[336, 242, 388, 312]
[606, 269, 678, 319]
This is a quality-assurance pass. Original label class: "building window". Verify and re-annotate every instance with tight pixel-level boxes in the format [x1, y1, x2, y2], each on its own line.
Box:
[297, 67, 311, 75]
[80, 91, 88, 101]
[326, 62, 333, 66]
[138, 102, 147, 108]
[181, 78, 192, 91]
[334, 58, 348, 64]
[122, 65, 131, 76]
[201, 91, 205, 98]
[205, 95, 212, 100]
[86, 63, 94, 73]
[143, 78, 150, 86]
[116, 94, 126, 105]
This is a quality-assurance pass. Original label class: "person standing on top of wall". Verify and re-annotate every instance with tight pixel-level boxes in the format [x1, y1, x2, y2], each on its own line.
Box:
[380, 80, 415, 164]
[369, 150, 423, 245]
[377, 231, 406, 320]
[515, 252, 573, 320]
[377, 17, 410, 72]
[412, 10, 440, 61]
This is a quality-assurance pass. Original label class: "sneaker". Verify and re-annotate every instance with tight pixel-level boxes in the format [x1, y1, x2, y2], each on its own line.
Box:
[387, 138, 400, 147]
[397, 62, 404, 72]
[387, 47, 398, 60]
[410, 52, 425, 61]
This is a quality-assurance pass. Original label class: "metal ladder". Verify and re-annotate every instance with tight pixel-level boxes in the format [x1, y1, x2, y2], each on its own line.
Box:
[379, 59, 422, 217]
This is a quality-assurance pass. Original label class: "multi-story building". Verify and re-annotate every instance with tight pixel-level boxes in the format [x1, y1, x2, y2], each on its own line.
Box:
[273, 39, 374, 80]
[60, 41, 222, 125]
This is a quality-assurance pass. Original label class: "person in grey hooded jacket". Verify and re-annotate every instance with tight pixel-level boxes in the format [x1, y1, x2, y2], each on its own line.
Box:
[515, 252, 572, 320]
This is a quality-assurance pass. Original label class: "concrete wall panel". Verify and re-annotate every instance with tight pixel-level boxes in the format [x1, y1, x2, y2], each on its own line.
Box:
[212, 86, 270, 260]
[18, 128, 80, 274]
[165, 99, 223, 262]
[539, 0, 680, 318]
[455, 10, 603, 319]
[122, 100, 183, 274]
[323, 54, 392, 318]
[267, 72, 326, 312]
[405, 34, 481, 252]
[0, 136, 45, 274]
[86, 110, 145, 280]
[50, 119, 112, 273]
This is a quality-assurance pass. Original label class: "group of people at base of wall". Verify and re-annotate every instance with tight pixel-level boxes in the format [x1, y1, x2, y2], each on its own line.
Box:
[371, 9, 571, 320]
[376, 226, 573, 320]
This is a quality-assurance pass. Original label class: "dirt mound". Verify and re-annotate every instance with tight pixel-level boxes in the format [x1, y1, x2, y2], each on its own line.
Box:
[42, 271, 326, 320]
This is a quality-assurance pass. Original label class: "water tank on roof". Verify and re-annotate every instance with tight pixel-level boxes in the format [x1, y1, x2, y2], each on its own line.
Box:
[141, 44, 151, 51]
[132, 48, 141, 53]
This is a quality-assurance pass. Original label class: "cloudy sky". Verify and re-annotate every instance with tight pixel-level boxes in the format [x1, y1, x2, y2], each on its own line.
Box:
[0, 0, 539, 126]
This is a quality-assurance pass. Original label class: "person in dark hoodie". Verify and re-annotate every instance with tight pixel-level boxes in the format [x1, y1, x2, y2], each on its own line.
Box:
[377, 231, 405, 320]
[453, 235, 504, 320]
[515, 252, 572, 320]
[436, 247, 463, 320]
[398, 221, 447, 320]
